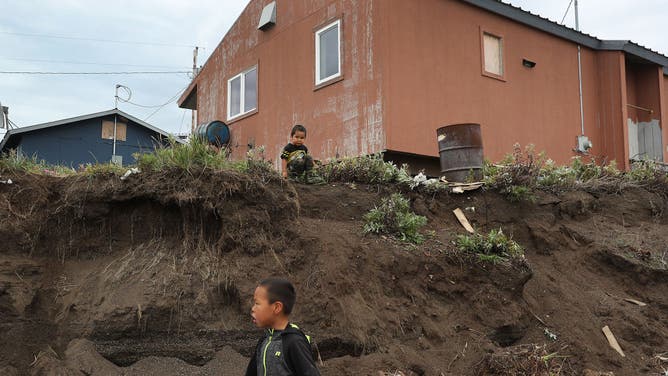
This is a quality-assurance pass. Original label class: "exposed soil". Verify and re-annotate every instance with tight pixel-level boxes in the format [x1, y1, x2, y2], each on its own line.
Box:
[0, 169, 666, 375]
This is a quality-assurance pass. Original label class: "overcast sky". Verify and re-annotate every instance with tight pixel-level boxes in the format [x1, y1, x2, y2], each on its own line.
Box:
[1, 1, 667, 134]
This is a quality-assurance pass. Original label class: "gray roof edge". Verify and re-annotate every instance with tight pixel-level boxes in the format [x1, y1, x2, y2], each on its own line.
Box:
[462, 0, 601, 49]
[463, 1, 668, 69]
[1, 109, 183, 151]
[4, 109, 182, 141]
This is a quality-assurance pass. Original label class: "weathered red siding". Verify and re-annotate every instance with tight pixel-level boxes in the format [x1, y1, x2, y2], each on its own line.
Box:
[381, 0, 627, 165]
[182, 0, 667, 171]
[190, 0, 385, 167]
[595, 51, 627, 168]
[663, 74, 668, 161]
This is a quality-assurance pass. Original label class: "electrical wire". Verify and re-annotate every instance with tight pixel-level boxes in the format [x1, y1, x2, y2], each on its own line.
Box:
[0, 30, 195, 48]
[0, 56, 190, 69]
[119, 99, 175, 109]
[0, 71, 191, 75]
[560, 0, 574, 25]
[144, 85, 190, 121]
[116, 85, 187, 109]
[178, 109, 188, 135]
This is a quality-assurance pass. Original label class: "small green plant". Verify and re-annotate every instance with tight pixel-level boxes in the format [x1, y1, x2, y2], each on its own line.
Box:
[628, 159, 667, 182]
[483, 144, 654, 197]
[133, 137, 276, 177]
[363, 193, 427, 243]
[0, 150, 46, 173]
[134, 136, 230, 172]
[456, 229, 524, 262]
[504, 185, 535, 203]
[80, 162, 126, 176]
[0, 150, 77, 176]
[317, 154, 412, 185]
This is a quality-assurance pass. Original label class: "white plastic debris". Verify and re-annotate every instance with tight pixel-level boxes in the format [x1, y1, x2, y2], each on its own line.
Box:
[544, 328, 558, 341]
[0, 179, 12, 185]
[120, 168, 140, 181]
[410, 172, 428, 189]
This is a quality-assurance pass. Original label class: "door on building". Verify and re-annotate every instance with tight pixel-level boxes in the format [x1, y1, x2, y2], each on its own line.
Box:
[627, 118, 663, 162]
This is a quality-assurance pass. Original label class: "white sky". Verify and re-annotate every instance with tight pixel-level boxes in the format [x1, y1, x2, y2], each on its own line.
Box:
[1, 1, 666, 134]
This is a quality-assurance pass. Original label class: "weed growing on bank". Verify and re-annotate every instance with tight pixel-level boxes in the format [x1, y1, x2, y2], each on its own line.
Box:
[456, 229, 524, 263]
[317, 154, 412, 185]
[484, 143, 668, 201]
[363, 193, 428, 244]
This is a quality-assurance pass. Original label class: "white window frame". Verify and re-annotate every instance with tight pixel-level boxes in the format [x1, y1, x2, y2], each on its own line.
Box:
[315, 19, 342, 85]
[227, 66, 258, 121]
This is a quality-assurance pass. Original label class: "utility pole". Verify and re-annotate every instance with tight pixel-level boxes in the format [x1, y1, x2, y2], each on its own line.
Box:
[113, 85, 120, 162]
[191, 46, 199, 133]
[112, 84, 130, 164]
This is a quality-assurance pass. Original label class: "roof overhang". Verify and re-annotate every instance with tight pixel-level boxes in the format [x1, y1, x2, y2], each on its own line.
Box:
[178, 81, 198, 110]
[462, 0, 668, 72]
[0, 108, 183, 151]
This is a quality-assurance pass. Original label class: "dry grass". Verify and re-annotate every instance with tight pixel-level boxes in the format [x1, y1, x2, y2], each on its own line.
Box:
[477, 343, 575, 376]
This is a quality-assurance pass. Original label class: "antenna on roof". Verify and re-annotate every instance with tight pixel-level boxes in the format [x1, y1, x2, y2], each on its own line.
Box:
[114, 84, 131, 109]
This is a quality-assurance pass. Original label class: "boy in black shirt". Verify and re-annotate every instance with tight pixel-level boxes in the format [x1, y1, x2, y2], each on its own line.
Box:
[245, 278, 320, 376]
[281, 124, 314, 179]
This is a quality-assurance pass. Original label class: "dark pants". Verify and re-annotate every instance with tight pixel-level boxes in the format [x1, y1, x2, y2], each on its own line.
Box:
[288, 154, 314, 177]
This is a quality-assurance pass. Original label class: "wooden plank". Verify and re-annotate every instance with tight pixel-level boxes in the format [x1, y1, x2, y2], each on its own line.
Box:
[602, 326, 625, 357]
[116, 122, 127, 141]
[101, 121, 127, 141]
[624, 298, 647, 307]
[101, 120, 115, 140]
[453, 208, 475, 233]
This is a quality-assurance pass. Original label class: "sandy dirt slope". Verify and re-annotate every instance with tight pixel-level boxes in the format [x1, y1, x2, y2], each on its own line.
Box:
[0, 170, 666, 375]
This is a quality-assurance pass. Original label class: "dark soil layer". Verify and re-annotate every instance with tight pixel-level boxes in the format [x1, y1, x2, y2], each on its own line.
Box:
[0, 170, 666, 375]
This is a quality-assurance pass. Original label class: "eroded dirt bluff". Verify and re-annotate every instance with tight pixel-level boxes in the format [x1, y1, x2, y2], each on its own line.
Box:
[0, 170, 666, 376]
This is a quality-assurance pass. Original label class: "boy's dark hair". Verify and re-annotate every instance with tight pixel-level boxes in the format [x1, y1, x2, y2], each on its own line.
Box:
[291, 124, 307, 137]
[259, 278, 296, 315]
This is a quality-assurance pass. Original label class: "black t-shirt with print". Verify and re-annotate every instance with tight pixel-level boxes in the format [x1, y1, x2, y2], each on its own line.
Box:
[281, 143, 308, 161]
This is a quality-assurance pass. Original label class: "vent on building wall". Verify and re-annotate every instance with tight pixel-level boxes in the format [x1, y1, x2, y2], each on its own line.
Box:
[522, 59, 536, 68]
[258, 2, 276, 30]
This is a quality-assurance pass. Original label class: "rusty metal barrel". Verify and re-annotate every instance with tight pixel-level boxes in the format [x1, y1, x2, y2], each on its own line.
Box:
[437, 123, 483, 182]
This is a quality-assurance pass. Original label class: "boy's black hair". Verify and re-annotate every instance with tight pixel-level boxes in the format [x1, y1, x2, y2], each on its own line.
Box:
[291, 124, 307, 137]
[259, 278, 296, 315]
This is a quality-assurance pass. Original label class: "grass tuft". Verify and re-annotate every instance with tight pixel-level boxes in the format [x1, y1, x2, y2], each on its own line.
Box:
[317, 154, 412, 185]
[456, 229, 524, 263]
[363, 193, 427, 244]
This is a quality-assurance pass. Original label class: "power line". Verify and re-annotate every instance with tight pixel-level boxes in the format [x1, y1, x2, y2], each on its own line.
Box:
[0, 30, 195, 48]
[0, 71, 191, 75]
[0, 56, 190, 69]
[144, 86, 189, 121]
[118, 97, 177, 109]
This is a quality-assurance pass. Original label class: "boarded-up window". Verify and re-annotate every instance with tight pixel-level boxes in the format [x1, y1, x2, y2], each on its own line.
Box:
[483, 33, 503, 77]
[101, 120, 127, 141]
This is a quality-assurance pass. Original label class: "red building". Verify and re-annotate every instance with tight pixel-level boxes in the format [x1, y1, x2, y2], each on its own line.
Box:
[178, 0, 668, 173]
